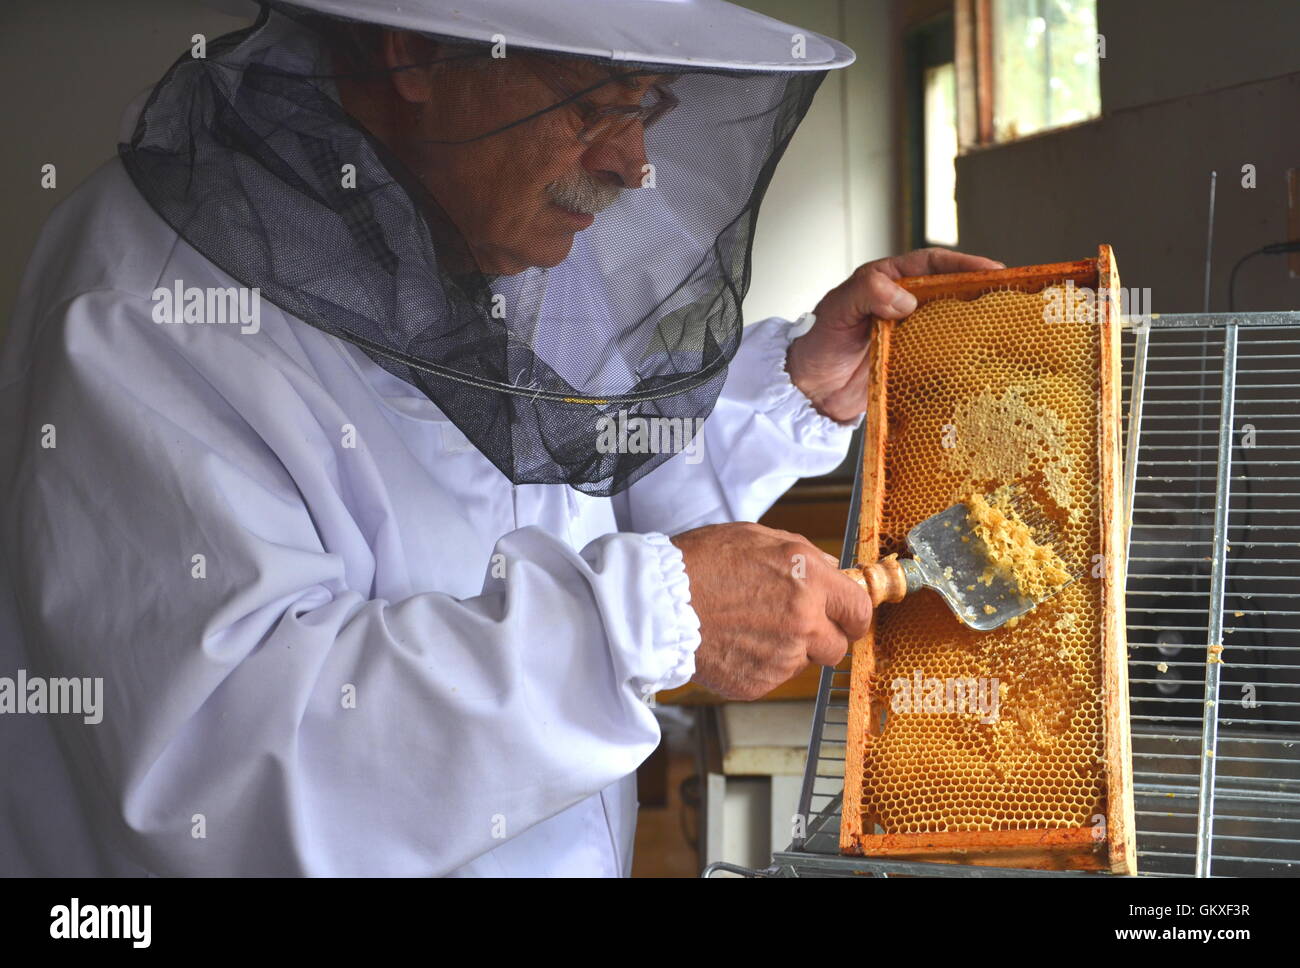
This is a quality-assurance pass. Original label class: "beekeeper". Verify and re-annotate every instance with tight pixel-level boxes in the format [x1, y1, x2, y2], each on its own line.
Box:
[0, 0, 1000, 875]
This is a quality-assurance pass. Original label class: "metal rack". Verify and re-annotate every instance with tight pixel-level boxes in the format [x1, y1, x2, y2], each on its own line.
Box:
[707, 310, 1300, 878]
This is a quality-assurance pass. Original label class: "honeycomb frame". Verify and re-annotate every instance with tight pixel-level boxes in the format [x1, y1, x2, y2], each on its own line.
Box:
[839, 245, 1136, 874]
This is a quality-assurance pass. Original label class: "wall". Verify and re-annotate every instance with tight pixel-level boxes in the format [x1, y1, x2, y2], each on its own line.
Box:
[1098, 0, 1299, 114]
[0, 1, 249, 330]
[741, 0, 898, 324]
[956, 0, 1300, 312]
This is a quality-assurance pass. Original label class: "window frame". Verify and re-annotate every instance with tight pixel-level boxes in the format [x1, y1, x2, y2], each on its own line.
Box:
[956, 0, 1102, 150]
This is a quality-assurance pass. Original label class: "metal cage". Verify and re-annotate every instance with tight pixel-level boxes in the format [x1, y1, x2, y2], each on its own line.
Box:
[711, 310, 1300, 878]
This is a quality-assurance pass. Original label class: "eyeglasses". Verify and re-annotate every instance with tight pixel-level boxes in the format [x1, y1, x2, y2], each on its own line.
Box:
[520, 56, 679, 145]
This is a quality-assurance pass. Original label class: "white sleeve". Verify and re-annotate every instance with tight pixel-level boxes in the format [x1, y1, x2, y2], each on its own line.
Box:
[4, 289, 700, 876]
[619, 316, 860, 534]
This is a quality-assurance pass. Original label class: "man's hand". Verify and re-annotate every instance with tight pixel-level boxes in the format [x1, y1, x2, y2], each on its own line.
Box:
[786, 248, 1005, 422]
[671, 522, 873, 701]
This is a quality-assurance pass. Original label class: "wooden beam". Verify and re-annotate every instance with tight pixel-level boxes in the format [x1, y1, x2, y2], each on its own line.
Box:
[975, 0, 994, 144]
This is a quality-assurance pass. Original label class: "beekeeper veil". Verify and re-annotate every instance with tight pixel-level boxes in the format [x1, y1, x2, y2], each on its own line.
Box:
[120, 0, 854, 495]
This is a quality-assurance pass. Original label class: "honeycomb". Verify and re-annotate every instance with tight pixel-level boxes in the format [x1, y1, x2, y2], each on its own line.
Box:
[859, 286, 1107, 836]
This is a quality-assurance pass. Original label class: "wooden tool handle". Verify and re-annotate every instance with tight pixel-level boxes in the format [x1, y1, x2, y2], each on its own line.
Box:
[843, 559, 911, 607]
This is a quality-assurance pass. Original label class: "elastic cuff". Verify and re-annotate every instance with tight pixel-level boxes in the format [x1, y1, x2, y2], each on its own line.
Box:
[759, 319, 863, 441]
[640, 532, 701, 693]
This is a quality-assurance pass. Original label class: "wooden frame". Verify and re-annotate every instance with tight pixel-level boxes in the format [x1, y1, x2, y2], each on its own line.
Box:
[839, 245, 1136, 874]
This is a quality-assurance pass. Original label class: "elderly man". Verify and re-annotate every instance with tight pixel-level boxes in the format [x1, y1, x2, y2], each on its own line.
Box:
[0, 0, 1000, 876]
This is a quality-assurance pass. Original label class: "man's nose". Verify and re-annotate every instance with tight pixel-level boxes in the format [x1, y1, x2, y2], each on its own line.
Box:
[580, 123, 650, 190]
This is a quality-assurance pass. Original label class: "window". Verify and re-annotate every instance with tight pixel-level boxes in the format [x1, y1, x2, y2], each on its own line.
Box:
[905, 16, 959, 249]
[904, 1, 1101, 250]
[924, 62, 960, 246]
[958, 0, 1101, 147]
[990, 0, 1101, 141]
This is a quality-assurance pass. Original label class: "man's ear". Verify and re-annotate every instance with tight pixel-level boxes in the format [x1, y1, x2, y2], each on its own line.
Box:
[383, 30, 441, 104]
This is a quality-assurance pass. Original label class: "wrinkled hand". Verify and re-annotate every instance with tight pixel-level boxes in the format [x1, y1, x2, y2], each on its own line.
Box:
[786, 248, 1005, 422]
[671, 522, 873, 701]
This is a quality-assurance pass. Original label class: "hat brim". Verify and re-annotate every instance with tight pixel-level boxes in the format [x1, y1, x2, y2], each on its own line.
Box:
[273, 0, 856, 71]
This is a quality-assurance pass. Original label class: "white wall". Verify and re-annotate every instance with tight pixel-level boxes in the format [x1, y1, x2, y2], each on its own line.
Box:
[741, 0, 898, 324]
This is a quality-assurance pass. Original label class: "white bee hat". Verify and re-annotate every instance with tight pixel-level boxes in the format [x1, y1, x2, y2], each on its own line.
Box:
[209, 0, 855, 71]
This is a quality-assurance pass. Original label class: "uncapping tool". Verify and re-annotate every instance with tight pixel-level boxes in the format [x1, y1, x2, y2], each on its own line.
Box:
[842, 486, 1078, 631]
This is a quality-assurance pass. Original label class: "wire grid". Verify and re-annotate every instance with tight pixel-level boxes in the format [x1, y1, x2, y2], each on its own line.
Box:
[785, 310, 1300, 878]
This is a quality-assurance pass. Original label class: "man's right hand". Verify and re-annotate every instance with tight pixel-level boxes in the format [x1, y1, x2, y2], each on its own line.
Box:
[670, 522, 874, 701]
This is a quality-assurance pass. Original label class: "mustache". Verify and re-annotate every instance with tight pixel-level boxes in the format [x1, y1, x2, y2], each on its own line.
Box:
[546, 172, 622, 216]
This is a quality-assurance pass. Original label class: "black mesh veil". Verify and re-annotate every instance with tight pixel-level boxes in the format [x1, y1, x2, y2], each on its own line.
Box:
[119, 2, 827, 495]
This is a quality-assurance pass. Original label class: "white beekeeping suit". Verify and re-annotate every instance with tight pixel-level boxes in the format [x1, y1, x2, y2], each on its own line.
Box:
[0, 0, 855, 875]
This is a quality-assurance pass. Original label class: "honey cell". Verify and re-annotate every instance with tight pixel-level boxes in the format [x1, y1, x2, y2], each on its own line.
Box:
[858, 285, 1107, 836]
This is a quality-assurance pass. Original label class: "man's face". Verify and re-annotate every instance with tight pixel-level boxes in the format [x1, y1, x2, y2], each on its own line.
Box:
[408, 52, 666, 275]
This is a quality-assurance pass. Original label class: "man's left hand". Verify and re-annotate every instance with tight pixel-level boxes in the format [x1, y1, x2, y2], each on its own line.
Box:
[786, 247, 1005, 422]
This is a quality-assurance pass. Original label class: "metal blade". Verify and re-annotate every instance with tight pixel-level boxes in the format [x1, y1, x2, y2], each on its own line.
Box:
[905, 497, 1076, 632]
